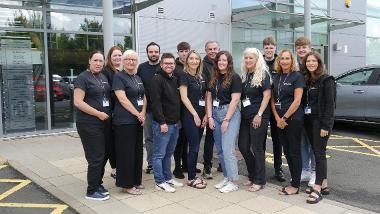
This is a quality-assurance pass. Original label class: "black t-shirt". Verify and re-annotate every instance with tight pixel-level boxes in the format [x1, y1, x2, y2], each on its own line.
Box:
[272, 71, 305, 119]
[208, 73, 242, 105]
[179, 72, 208, 116]
[241, 72, 271, 119]
[101, 66, 118, 110]
[74, 70, 111, 124]
[112, 71, 145, 125]
[305, 80, 320, 116]
[137, 61, 160, 112]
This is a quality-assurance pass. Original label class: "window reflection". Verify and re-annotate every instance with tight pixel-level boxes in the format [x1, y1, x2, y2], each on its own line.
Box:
[0, 8, 43, 29]
[47, 12, 103, 32]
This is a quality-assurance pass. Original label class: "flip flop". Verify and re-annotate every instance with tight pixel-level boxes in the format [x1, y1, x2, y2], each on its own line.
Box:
[279, 186, 299, 195]
[306, 189, 323, 204]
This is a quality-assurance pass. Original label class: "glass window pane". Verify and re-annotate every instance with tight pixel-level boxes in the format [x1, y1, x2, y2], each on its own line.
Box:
[48, 12, 103, 32]
[337, 69, 374, 85]
[48, 33, 104, 129]
[367, 17, 380, 38]
[114, 36, 132, 50]
[47, 0, 102, 12]
[114, 17, 132, 35]
[0, 0, 42, 7]
[366, 38, 380, 65]
[0, 8, 43, 29]
[0, 31, 48, 134]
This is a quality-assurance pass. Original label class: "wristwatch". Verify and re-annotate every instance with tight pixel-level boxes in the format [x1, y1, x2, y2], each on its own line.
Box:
[257, 111, 263, 117]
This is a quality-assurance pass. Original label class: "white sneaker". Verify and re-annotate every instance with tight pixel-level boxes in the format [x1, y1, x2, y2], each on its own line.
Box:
[166, 179, 184, 187]
[300, 170, 311, 182]
[219, 182, 238, 193]
[308, 171, 316, 187]
[214, 178, 229, 189]
[155, 183, 176, 193]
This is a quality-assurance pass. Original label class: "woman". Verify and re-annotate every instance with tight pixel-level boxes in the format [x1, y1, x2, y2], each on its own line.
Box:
[102, 46, 122, 179]
[112, 50, 147, 195]
[238, 48, 271, 192]
[271, 49, 305, 195]
[179, 50, 208, 189]
[74, 51, 111, 201]
[302, 52, 335, 204]
[207, 51, 242, 193]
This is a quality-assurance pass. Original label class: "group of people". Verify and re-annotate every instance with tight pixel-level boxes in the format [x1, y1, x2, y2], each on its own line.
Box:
[74, 36, 335, 205]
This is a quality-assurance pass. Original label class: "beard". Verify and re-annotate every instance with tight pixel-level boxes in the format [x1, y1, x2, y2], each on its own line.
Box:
[148, 55, 159, 63]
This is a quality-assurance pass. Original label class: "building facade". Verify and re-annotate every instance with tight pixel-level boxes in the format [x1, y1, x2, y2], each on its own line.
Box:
[0, 0, 378, 137]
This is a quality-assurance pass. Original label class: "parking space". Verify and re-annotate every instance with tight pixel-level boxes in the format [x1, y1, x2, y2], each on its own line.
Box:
[0, 165, 76, 214]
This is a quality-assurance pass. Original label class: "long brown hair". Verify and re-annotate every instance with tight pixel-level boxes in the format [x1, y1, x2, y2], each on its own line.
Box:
[106, 46, 122, 72]
[303, 52, 326, 82]
[274, 49, 297, 73]
[209, 51, 234, 88]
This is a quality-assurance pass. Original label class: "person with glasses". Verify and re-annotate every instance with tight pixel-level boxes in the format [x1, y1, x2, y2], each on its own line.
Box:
[112, 50, 146, 195]
[74, 51, 111, 201]
[151, 53, 183, 193]
[271, 50, 305, 195]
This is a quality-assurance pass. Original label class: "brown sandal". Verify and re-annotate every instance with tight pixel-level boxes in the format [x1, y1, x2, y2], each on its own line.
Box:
[248, 184, 264, 192]
[122, 187, 142, 195]
[187, 177, 207, 189]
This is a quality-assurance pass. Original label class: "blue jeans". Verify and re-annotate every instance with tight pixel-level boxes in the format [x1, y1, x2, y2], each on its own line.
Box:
[212, 105, 241, 181]
[152, 121, 179, 184]
[182, 109, 204, 181]
[301, 129, 316, 172]
[144, 112, 154, 166]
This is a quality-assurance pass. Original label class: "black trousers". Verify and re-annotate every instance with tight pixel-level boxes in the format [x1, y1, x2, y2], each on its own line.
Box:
[238, 118, 269, 185]
[278, 118, 303, 188]
[107, 126, 116, 169]
[114, 124, 143, 188]
[270, 114, 283, 171]
[203, 126, 214, 169]
[305, 116, 329, 186]
[77, 120, 111, 195]
[174, 128, 187, 170]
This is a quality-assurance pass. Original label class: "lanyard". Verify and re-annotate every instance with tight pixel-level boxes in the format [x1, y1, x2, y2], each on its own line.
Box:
[244, 72, 254, 99]
[306, 82, 317, 106]
[128, 73, 143, 99]
[277, 73, 290, 102]
[91, 72, 105, 92]
[215, 79, 222, 101]
[193, 76, 204, 100]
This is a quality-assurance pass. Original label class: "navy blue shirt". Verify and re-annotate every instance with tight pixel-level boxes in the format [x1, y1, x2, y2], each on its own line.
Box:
[241, 72, 271, 119]
[208, 73, 242, 105]
[74, 70, 111, 124]
[179, 73, 208, 117]
[137, 61, 159, 112]
[272, 71, 305, 119]
[112, 71, 145, 125]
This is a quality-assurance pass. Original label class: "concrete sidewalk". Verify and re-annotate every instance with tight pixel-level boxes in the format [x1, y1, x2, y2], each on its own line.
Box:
[0, 133, 375, 214]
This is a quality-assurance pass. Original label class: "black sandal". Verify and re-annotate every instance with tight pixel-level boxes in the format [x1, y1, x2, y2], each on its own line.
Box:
[306, 187, 330, 195]
[306, 189, 323, 204]
[279, 186, 299, 195]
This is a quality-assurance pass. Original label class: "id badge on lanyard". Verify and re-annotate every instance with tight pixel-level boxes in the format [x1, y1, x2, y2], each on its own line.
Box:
[102, 96, 110, 107]
[199, 99, 205, 107]
[213, 99, 219, 107]
[137, 97, 143, 106]
[304, 105, 311, 114]
[275, 101, 281, 110]
[242, 97, 251, 107]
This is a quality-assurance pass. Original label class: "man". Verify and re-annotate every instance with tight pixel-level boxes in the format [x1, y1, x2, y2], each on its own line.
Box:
[151, 53, 183, 193]
[262, 37, 286, 182]
[172, 41, 192, 179]
[202, 41, 220, 179]
[137, 42, 160, 174]
[295, 36, 316, 187]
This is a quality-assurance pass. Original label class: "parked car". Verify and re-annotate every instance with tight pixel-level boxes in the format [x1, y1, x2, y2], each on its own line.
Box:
[335, 65, 380, 124]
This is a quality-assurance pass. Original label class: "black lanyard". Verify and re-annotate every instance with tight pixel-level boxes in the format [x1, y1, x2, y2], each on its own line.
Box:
[244, 73, 254, 98]
[128, 73, 143, 99]
[215, 79, 222, 101]
[193, 75, 204, 100]
[277, 73, 289, 102]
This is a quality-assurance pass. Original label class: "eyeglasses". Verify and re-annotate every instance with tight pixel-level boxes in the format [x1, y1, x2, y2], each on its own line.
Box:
[124, 58, 137, 62]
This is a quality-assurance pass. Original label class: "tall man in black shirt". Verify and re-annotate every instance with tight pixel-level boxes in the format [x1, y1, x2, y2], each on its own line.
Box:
[151, 53, 183, 193]
[202, 41, 220, 179]
[137, 42, 160, 174]
[262, 37, 285, 182]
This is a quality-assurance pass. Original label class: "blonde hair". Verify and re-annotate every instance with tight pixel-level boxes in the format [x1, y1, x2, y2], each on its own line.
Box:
[184, 50, 203, 79]
[274, 49, 297, 73]
[241, 48, 271, 87]
[120, 49, 139, 74]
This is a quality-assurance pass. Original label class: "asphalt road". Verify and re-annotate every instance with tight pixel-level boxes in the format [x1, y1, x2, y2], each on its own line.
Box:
[0, 165, 77, 214]
[238, 122, 380, 213]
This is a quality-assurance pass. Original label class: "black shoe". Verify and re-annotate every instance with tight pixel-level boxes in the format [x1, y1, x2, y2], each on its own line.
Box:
[196, 168, 202, 173]
[275, 170, 286, 182]
[145, 165, 153, 174]
[217, 164, 223, 172]
[202, 167, 213, 179]
[173, 168, 185, 179]
[181, 166, 188, 172]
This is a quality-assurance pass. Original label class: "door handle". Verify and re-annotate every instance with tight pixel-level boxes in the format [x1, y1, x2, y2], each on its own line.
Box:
[353, 90, 365, 94]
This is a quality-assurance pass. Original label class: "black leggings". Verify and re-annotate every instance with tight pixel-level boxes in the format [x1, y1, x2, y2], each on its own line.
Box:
[238, 118, 269, 185]
[305, 116, 329, 186]
[278, 118, 303, 188]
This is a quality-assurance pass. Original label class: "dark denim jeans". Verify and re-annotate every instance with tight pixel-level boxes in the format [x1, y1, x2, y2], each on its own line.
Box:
[152, 121, 179, 184]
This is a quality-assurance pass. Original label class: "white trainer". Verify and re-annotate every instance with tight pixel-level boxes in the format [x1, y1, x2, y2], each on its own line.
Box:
[214, 178, 229, 189]
[156, 183, 176, 193]
[308, 171, 316, 187]
[219, 181, 238, 193]
[300, 170, 311, 182]
[166, 179, 184, 187]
